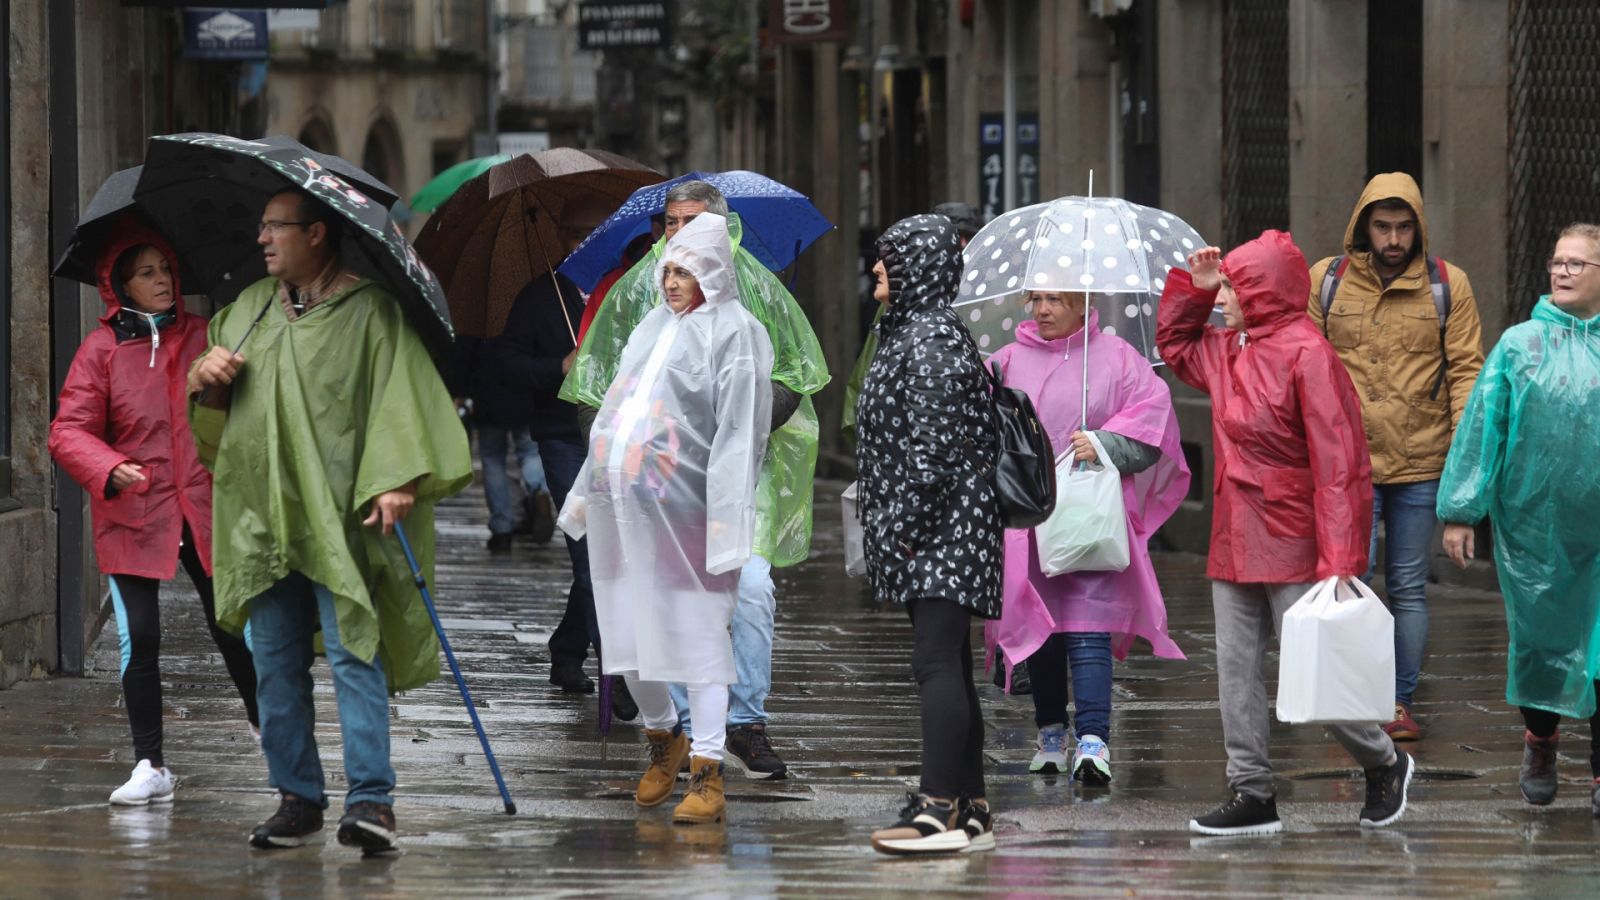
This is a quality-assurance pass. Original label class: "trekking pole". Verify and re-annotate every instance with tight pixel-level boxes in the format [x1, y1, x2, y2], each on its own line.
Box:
[393, 522, 517, 815]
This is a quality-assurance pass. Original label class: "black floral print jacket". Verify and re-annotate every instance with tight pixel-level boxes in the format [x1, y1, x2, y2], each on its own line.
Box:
[855, 214, 1003, 618]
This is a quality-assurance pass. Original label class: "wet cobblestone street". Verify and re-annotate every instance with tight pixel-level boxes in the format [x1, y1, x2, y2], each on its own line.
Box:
[2, 477, 1599, 897]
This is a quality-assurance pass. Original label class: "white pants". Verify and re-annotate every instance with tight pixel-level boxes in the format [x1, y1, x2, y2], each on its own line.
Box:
[623, 672, 729, 761]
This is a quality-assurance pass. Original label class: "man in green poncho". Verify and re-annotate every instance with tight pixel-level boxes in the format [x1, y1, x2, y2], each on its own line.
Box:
[187, 188, 471, 854]
[560, 180, 829, 778]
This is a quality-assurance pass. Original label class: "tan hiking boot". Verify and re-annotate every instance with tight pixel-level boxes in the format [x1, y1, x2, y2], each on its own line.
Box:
[636, 728, 691, 808]
[671, 756, 726, 824]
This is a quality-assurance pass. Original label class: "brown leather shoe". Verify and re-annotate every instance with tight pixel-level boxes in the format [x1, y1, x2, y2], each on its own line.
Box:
[671, 756, 726, 824]
[1382, 703, 1421, 742]
[636, 728, 691, 808]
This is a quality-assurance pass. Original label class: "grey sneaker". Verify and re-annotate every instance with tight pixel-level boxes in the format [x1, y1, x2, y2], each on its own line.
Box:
[1029, 724, 1069, 774]
[1520, 730, 1559, 806]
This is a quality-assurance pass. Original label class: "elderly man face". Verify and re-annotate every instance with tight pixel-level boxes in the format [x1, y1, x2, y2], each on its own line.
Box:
[663, 199, 708, 240]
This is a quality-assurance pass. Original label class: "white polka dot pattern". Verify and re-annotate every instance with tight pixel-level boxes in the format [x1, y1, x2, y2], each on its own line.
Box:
[954, 196, 1208, 364]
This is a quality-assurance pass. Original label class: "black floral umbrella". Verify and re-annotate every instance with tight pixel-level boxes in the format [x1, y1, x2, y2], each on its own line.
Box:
[134, 132, 452, 351]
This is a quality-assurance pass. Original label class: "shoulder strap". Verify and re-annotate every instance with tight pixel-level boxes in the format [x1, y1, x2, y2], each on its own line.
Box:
[1427, 256, 1452, 400]
[1318, 256, 1350, 338]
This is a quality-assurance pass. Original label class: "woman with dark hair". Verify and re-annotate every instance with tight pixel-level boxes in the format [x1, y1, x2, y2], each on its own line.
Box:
[856, 213, 1003, 855]
[49, 220, 259, 807]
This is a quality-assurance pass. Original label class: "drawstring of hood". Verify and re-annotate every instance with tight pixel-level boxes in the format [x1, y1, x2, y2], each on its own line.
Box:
[115, 307, 178, 367]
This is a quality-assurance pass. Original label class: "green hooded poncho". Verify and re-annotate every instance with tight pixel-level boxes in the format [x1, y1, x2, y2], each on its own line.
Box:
[840, 306, 883, 450]
[1437, 296, 1600, 718]
[560, 213, 829, 567]
[190, 277, 473, 692]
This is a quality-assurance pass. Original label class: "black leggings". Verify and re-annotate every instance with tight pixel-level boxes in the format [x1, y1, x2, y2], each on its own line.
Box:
[908, 597, 986, 801]
[109, 525, 259, 768]
[1521, 683, 1600, 777]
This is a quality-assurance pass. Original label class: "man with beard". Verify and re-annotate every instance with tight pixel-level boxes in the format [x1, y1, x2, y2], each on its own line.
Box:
[1308, 172, 1484, 743]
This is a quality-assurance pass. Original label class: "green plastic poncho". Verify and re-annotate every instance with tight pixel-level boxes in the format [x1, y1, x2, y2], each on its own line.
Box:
[191, 277, 473, 692]
[560, 212, 829, 567]
[840, 306, 883, 450]
[1437, 296, 1600, 718]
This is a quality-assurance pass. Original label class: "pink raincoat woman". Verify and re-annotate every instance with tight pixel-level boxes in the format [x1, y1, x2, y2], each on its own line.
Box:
[985, 298, 1189, 782]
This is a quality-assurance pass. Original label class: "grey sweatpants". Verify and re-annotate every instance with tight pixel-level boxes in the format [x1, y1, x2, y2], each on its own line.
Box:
[1212, 579, 1397, 800]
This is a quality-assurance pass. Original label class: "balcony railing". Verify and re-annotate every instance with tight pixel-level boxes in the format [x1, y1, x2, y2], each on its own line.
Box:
[373, 0, 414, 53]
[437, 0, 486, 54]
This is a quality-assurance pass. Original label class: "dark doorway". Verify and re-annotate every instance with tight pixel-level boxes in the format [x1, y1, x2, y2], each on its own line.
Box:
[1367, 0, 1423, 181]
[1113, 3, 1160, 207]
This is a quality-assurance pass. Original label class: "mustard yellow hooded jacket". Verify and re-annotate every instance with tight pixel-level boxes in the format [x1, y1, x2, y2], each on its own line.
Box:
[1308, 172, 1486, 484]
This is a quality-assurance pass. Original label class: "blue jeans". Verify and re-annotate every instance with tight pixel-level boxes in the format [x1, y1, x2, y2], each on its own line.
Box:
[539, 437, 600, 666]
[1366, 480, 1439, 707]
[249, 572, 393, 808]
[480, 425, 546, 535]
[672, 556, 775, 733]
[1027, 632, 1113, 740]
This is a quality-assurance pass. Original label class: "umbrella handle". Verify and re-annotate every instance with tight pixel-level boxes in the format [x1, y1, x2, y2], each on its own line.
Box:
[522, 197, 580, 348]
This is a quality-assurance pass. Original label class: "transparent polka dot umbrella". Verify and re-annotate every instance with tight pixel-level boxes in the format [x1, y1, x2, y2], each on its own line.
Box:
[954, 195, 1207, 364]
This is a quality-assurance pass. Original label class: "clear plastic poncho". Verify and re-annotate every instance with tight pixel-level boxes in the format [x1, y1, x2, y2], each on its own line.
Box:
[559, 213, 774, 684]
[559, 212, 827, 567]
[1437, 296, 1600, 718]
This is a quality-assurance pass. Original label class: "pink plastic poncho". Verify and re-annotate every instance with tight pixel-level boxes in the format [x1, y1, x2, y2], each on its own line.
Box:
[985, 312, 1190, 677]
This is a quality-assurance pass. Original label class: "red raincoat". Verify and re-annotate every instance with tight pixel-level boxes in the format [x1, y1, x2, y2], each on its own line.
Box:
[47, 223, 214, 579]
[1155, 229, 1372, 584]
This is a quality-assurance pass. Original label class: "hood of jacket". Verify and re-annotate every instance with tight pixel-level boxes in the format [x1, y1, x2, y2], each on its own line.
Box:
[1220, 229, 1312, 336]
[878, 213, 963, 328]
[94, 218, 185, 329]
[1342, 171, 1430, 259]
[655, 212, 737, 311]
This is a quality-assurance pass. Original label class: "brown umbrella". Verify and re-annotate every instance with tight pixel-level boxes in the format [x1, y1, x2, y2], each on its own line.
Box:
[414, 148, 663, 341]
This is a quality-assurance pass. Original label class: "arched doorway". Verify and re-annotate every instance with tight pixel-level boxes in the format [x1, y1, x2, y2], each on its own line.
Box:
[297, 115, 337, 155]
[361, 114, 406, 196]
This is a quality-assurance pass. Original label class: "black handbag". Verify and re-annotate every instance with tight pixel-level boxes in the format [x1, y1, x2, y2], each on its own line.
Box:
[972, 361, 1057, 528]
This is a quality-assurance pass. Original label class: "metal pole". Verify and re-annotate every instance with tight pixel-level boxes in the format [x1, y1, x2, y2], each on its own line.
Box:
[1002, 0, 1017, 212]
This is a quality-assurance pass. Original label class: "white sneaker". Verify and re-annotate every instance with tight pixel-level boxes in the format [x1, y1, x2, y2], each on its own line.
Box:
[109, 759, 175, 806]
[1073, 734, 1112, 784]
[1029, 724, 1070, 774]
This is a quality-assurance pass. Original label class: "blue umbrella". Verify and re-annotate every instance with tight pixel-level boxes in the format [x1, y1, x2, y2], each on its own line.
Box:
[557, 170, 834, 291]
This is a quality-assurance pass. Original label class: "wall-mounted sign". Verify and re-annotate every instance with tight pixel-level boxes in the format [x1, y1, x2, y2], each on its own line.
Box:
[978, 112, 1040, 220]
[578, 1, 673, 50]
[768, 0, 849, 44]
[182, 8, 270, 61]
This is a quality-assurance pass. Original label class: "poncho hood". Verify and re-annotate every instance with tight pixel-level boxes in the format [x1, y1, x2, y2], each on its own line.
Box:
[654, 212, 737, 310]
[1012, 308, 1099, 353]
[1535, 294, 1600, 334]
[1221, 229, 1311, 337]
[878, 213, 963, 326]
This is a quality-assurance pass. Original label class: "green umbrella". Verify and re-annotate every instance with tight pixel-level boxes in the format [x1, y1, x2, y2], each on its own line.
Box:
[410, 154, 511, 213]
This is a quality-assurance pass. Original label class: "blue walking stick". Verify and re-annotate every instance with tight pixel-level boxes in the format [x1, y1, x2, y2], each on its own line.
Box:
[393, 521, 517, 815]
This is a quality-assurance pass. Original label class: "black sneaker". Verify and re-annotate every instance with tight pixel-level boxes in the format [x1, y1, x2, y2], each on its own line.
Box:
[870, 793, 968, 855]
[549, 661, 594, 694]
[249, 793, 325, 849]
[1188, 792, 1282, 836]
[725, 723, 788, 780]
[609, 676, 639, 722]
[337, 801, 398, 855]
[1360, 749, 1414, 827]
[992, 658, 1033, 695]
[1520, 730, 1559, 806]
[486, 532, 514, 553]
[956, 797, 995, 853]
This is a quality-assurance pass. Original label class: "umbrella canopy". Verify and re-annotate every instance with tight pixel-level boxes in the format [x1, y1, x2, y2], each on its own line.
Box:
[414, 148, 663, 340]
[557, 170, 834, 292]
[136, 132, 453, 351]
[955, 196, 1208, 363]
[409, 154, 511, 213]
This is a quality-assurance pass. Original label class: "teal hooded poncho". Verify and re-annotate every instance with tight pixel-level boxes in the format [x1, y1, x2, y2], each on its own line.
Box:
[1437, 296, 1600, 717]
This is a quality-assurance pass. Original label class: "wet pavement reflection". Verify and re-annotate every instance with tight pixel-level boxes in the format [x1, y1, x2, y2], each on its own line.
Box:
[3, 478, 1598, 896]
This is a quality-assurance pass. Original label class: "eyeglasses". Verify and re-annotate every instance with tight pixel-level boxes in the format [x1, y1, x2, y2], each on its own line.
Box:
[258, 220, 313, 235]
[1546, 258, 1600, 277]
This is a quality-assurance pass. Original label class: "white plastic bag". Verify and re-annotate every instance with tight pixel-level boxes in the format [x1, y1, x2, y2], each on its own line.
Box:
[1275, 577, 1396, 724]
[1034, 432, 1130, 575]
[841, 481, 866, 577]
